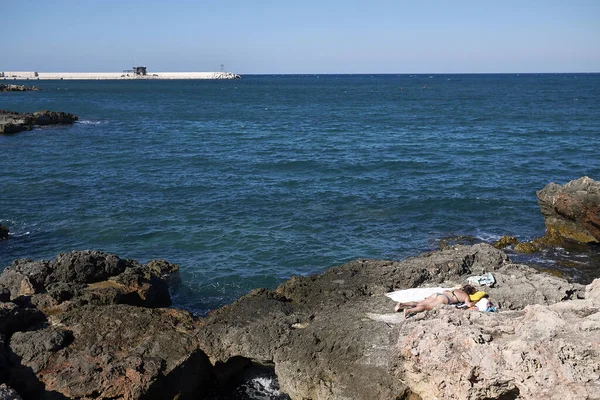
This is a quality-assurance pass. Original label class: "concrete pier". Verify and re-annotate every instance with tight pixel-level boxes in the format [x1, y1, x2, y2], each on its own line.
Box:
[1, 71, 241, 80]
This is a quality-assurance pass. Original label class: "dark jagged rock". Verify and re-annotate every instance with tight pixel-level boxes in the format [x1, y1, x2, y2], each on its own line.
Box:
[8, 305, 214, 400]
[0, 225, 8, 240]
[32, 111, 78, 126]
[0, 109, 77, 135]
[0, 383, 22, 400]
[0, 250, 128, 300]
[0, 251, 215, 399]
[0, 250, 176, 309]
[0, 84, 39, 92]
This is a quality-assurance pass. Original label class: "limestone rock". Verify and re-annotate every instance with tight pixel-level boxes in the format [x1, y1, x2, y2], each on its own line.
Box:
[395, 278, 600, 400]
[198, 244, 594, 400]
[537, 176, 600, 243]
[198, 244, 511, 399]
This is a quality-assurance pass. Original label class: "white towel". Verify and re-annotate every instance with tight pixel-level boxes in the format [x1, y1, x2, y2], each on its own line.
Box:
[385, 287, 453, 303]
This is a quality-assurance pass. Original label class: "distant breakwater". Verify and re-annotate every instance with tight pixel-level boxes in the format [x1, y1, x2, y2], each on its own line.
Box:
[1, 71, 241, 80]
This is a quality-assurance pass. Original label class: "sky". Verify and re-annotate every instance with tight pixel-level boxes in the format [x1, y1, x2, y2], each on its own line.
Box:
[1, 0, 599, 74]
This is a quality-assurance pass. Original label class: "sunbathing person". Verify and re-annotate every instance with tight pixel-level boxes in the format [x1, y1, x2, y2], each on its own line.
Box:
[394, 285, 477, 317]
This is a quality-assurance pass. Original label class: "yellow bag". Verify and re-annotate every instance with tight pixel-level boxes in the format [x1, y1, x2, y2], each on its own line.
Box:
[469, 291, 487, 302]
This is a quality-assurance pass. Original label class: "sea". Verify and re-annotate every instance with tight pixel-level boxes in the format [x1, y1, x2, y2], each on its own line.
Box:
[1, 74, 600, 317]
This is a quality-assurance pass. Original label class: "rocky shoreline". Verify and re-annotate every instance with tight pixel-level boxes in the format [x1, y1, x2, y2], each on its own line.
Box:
[0, 178, 598, 399]
[0, 246, 598, 399]
[0, 110, 78, 135]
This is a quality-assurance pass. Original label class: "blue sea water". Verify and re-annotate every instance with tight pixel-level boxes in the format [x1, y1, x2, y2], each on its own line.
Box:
[1, 74, 599, 314]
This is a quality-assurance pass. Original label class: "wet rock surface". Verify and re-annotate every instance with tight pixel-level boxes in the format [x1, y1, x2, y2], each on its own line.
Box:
[0, 110, 78, 134]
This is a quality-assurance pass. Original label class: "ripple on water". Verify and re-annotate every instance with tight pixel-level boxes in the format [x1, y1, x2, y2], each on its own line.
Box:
[1, 74, 599, 314]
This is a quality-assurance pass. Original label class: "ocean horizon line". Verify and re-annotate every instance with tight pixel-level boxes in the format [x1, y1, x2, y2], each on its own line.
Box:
[241, 71, 600, 75]
[2, 70, 599, 76]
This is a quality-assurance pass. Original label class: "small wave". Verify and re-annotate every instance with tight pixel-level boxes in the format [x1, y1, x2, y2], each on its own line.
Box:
[8, 231, 30, 238]
[1, 219, 34, 238]
[76, 120, 104, 125]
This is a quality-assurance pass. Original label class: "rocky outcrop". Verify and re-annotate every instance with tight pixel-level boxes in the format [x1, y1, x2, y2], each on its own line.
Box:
[0, 251, 215, 399]
[514, 176, 600, 254]
[0, 250, 176, 310]
[197, 243, 597, 400]
[395, 279, 600, 400]
[8, 305, 213, 400]
[502, 177, 600, 253]
[0, 225, 8, 240]
[0, 85, 39, 92]
[537, 176, 600, 243]
[0, 110, 78, 134]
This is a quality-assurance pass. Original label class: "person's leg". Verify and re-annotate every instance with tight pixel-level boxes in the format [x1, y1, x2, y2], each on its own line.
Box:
[404, 304, 427, 317]
[394, 301, 418, 312]
[404, 296, 442, 317]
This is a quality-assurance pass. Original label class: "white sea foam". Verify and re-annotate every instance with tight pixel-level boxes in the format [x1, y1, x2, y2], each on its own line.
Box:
[76, 120, 103, 125]
[11, 231, 30, 237]
[241, 376, 282, 399]
[1, 220, 32, 238]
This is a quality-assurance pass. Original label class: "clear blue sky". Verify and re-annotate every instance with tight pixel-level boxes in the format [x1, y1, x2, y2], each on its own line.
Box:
[2, 0, 598, 74]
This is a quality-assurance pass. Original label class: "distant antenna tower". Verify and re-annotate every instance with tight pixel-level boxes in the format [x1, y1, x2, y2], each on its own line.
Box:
[220, 64, 225, 72]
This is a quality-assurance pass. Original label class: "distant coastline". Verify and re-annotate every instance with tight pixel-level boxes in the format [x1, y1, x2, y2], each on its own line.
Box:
[0, 70, 241, 80]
